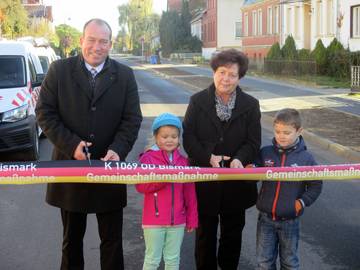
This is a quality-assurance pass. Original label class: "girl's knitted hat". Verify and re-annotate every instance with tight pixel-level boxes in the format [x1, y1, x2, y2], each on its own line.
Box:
[152, 113, 182, 134]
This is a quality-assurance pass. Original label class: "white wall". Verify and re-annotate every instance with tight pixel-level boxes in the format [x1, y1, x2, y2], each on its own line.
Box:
[191, 20, 202, 40]
[342, 0, 360, 51]
[282, 3, 311, 50]
[310, 0, 337, 50]
[217, 0, 244, 49]
[310, 0, 360, 52]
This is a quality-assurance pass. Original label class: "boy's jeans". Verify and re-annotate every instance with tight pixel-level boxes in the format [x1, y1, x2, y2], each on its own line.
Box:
[143, 226, 185, 270]
[256, 212, 300, 270]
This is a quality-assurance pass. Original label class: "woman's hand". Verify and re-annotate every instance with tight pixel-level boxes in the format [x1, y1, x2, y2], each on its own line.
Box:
[295, 200, 303, 216]
[186, 228, 195, 233]
[230, 158, 244, 168]
[210, 154, 230, 167]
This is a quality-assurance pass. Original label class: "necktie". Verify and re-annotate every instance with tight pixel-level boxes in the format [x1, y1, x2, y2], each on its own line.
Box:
[89, 68, 97, 94]
[90, 68, 97, 78]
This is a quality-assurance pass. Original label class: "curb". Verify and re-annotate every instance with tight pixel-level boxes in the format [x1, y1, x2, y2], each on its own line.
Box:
[262, 114, 360, 163]
[146, 64, 360, 163]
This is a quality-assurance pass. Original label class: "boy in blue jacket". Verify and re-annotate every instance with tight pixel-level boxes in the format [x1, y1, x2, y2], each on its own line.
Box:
[256, 108, 322, 270]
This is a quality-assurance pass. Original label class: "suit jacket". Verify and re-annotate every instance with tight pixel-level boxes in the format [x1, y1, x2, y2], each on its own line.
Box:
[183, 84, 261, 215]
[35, 55, 142, 213]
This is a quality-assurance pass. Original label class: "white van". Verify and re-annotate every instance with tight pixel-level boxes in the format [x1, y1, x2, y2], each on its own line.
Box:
[0, 41, 45, 160]
[35, 46, 57, 73]
[17, 36, 57, 73]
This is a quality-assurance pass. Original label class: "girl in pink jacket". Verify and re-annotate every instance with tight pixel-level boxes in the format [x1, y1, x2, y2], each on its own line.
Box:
[136, 113, 198, 270]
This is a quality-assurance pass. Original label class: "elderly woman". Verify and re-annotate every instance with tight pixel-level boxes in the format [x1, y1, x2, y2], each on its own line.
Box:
[183, 49, 261, 270]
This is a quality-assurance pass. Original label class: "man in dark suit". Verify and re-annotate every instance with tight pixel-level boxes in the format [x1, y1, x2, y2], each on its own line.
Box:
[35, 18, 142, 270]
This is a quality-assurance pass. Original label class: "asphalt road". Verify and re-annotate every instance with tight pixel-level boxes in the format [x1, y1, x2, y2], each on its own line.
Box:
[165, 62, 360, 117]
[0, 58, 359, 270]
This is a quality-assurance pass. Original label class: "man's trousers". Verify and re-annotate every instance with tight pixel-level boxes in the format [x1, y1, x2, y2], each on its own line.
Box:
[60, 208, 124, 270]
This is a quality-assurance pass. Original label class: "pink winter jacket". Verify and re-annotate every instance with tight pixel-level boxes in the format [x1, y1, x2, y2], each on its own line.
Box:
[135, 148, 198, 229]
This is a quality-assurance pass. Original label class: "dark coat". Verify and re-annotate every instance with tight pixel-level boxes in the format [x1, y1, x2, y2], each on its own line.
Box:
[35, 55, 142, 213]
[256, 136, 322, 219]
[183, 84, 261, 215]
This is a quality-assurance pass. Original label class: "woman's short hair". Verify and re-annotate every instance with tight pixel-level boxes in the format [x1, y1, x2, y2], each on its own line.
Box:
[210, 49, 249, 79]
[274, 108, 302, 130]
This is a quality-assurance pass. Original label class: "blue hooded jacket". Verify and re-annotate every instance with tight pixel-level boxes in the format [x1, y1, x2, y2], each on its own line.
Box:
[256, 136, 322, 220]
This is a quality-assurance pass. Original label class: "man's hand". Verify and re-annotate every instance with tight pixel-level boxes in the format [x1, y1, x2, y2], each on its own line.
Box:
[101, 149, 120, 161]
[73, 141, 92, 160]
[209, 154, 230, 167]
[230, 158, 244, 168]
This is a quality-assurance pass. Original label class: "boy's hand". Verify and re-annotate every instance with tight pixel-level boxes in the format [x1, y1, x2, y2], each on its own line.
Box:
[186, 228, 194, 233]
[295, 200, 303, 216]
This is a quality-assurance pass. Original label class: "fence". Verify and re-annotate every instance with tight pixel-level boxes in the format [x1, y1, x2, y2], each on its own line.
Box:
[263, 59, 317, 77]
[351, 66, 360, 93]
[248, 58, 264, 72]
[170, 53, 202, 64]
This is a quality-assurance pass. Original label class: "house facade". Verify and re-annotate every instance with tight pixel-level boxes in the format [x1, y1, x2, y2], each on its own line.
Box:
[252, 0, 360, 53]
[167, 0, 183, 12]
[170, 0, 360, 61]
[22, 0, 53, 26]
[241, 0, 281, 61]
[308, 0, 359, 51]
[191, 10, 204, 40]
[281, 1, 311, 50]
[201, 0, 246, 59]
[22, 0, 40, 3]
[345, 0, 360, 51]
[310, 0, 338, 49]
[201, 0, 217, 58]
[217, 0, 245, 51]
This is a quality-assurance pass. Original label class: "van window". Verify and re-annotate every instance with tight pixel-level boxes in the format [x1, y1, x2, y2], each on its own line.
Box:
[28, 58, 37, 83]
[38, 55, 50, 73]
[0, 56, 26, 89]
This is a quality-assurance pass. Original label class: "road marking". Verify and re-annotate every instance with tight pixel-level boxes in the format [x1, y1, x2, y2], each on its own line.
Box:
[259, 94, 350, 112]
[141, 104, 188, 117]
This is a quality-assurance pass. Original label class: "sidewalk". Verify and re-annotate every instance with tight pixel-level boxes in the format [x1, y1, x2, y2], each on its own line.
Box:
[139, 60, 360, 163]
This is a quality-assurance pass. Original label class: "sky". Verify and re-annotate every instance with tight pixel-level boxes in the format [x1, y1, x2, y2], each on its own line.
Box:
[43, 0, 167, 34]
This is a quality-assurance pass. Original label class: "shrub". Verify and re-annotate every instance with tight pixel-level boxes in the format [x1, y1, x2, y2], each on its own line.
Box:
[281, 35, 298, 75]
[297, 49, 314, 75]
[311, 39, 327, 75]
[298, 49, 312, 60]
[282, 35, 298, 60]
[265, 42, 283, 74]
[350, 52, 360, 66]
[267, 42, 282, 59]
[330, 49, 351, 79]
[180, 36, 202, 52]
[326, 38, 349, 78]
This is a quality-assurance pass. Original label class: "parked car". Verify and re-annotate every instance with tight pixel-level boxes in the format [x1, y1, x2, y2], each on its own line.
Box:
[0, 41, 45, 160]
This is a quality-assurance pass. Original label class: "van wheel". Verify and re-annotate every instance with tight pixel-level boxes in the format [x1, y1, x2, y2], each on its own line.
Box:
[25, 125, 40, 161]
